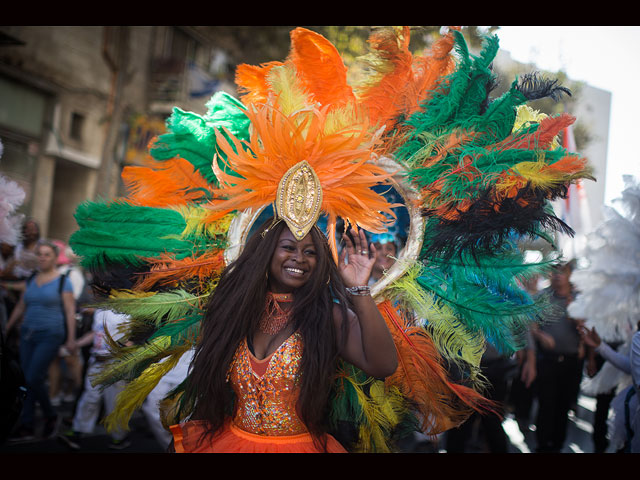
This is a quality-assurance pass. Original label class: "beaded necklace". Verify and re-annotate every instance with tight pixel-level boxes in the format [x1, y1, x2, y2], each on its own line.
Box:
[258, 292, 294, 335]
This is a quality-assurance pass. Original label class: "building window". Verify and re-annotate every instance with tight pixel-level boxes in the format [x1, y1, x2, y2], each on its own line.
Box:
[70, 112, 84, 141]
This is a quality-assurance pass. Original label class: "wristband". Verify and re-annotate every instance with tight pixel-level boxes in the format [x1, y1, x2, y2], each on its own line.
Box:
[346, 285, 371, 296]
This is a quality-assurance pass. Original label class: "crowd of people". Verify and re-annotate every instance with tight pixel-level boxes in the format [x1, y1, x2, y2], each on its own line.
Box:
[0, 219, 189, 451]
[0, 215, 637, 454]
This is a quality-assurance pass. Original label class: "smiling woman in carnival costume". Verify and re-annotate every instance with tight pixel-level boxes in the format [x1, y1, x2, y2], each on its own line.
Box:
[69, 26, 593, 452]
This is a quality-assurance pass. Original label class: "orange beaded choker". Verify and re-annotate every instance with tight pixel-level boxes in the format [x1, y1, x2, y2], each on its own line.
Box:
[258, 292, 294, 335]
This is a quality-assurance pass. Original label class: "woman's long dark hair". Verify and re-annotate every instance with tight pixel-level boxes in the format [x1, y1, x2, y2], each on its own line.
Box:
[183, 217, 350, 446]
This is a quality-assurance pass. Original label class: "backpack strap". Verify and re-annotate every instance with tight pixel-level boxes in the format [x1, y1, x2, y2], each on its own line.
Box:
[58, 272, 68, 295]
[26, 272, 37, 286]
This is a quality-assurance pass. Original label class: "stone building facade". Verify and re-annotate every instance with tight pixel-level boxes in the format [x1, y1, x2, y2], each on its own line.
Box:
[0, 26, 236, 243]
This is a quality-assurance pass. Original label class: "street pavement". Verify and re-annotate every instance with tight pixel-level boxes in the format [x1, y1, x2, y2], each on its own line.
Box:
[399, 393, 611, 453]
[0, 401, 166, 454]
[0, 393, 607, 454]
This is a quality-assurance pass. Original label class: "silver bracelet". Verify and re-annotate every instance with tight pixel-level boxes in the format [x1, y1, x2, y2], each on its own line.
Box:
[346, 285, 371, 296]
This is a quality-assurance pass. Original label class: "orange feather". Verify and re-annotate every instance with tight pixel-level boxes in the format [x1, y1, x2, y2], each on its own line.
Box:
[203, 104, 396, 236]
[235, 61, 283, 107]
[378, 300, 498, 434]
[491, 113, 576, 152]
[357, 26, 457, 140]
[122, 156, 212, 208]
[134, 250, 226, 291]
[289, 28, 355, 109]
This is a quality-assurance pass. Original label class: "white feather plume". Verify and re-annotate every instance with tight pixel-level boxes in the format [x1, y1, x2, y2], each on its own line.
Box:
[569, 175, 640, 395]
[0, 140, 26, 245]
[568, 175, 640, 343]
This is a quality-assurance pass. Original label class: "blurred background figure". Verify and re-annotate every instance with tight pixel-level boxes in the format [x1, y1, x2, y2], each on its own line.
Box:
[0, 241, 16, 331]
[142, 349, 194, 450]
[369, 232, 399, 285]
[583, 334, 621, 453]
[48, 240, 85, 408]
[509, 273, 539, 436]
[1, 219, 41, 348]
[445, 343, 515, 453]
[58, 308, 132, 451]
[4, 239, 76, 441]
[0, 170, 27, 444]
[6, 219, 40, 281]
[579, 323, 639, 453]
[532, 260, 585, 453]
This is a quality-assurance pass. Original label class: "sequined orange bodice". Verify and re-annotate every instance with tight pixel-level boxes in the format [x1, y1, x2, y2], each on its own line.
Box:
[227, 332, 307, 436]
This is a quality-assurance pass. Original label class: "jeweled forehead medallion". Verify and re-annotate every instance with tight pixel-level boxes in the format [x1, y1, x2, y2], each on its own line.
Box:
[276, 160, 323, 240]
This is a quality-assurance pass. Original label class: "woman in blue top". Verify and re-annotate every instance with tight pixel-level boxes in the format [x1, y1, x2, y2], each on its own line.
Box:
[6, 239, 76, 440]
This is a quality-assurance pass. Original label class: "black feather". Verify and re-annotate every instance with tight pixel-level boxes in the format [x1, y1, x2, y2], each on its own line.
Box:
[421, 184, 574, 260]
[516, 72, 571, 102]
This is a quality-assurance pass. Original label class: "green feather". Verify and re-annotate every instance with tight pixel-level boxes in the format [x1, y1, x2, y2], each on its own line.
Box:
[71, 200, 197, 269]
[149, 91, 249, 185]
[454, 33, 500, 121]
[104, 289, 204, 328]
[416, 261, 546, 355]
[380, 261, 486, 373]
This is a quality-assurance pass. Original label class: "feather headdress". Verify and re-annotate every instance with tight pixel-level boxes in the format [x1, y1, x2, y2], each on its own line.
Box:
[70, 26, 593, 452]
[214, 28, 397, 258]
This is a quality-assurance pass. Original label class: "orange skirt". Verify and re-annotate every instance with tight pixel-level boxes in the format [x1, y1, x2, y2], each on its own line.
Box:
[170, 420, 348, 453]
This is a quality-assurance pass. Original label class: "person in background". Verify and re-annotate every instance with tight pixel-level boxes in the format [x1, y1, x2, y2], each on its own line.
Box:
[368, 232, 399, 285]
[5, 219, 40, 281]
[0, 242, 16, 331]
[579, 323, 639, 453]
[48, 240, 85, 407]
[58, 308, 132, 451]
[509, 274, 539, 435]
[4, 239, 76, 441]
[445, 342, 513, 453]
[532, 260, 584, 453]
[142, 350, 195, 449]
[1, 219, 41, 336]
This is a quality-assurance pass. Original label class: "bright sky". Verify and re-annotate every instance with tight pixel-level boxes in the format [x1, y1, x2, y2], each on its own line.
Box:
[496, 26, 640, 205]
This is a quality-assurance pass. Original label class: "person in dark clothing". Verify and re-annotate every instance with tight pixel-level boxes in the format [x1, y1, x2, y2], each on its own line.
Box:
[588, 348, 617, 453]
[533, 261, 584, 453]
[445, 344, 513, 453]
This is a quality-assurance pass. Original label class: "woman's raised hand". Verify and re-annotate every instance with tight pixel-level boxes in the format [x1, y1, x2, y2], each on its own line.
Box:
[338, 228, 377, 288]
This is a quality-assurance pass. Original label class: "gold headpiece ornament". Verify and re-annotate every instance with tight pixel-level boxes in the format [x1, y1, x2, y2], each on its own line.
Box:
[276, 160, 323, 240]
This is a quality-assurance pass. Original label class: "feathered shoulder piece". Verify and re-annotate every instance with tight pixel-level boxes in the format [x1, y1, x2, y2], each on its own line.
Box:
[69, 26, 593, 452]
[568, 176, 639, 395]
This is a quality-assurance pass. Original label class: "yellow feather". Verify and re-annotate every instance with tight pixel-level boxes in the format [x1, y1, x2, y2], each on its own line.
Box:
[512, 105, 560, 149]
[175, 206, 234, 238]
[90, 335, 172, 388]
[267, 64, 310, 116]
[103, 347, 191, 433]
[380, 261, 485, 378]
[496, 156, 575, 198]
[343, 374, 408, 453]
[109, 289, 156, 300]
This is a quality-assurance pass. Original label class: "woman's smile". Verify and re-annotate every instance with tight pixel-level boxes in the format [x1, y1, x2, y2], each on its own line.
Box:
[284, 266, 306, 276]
